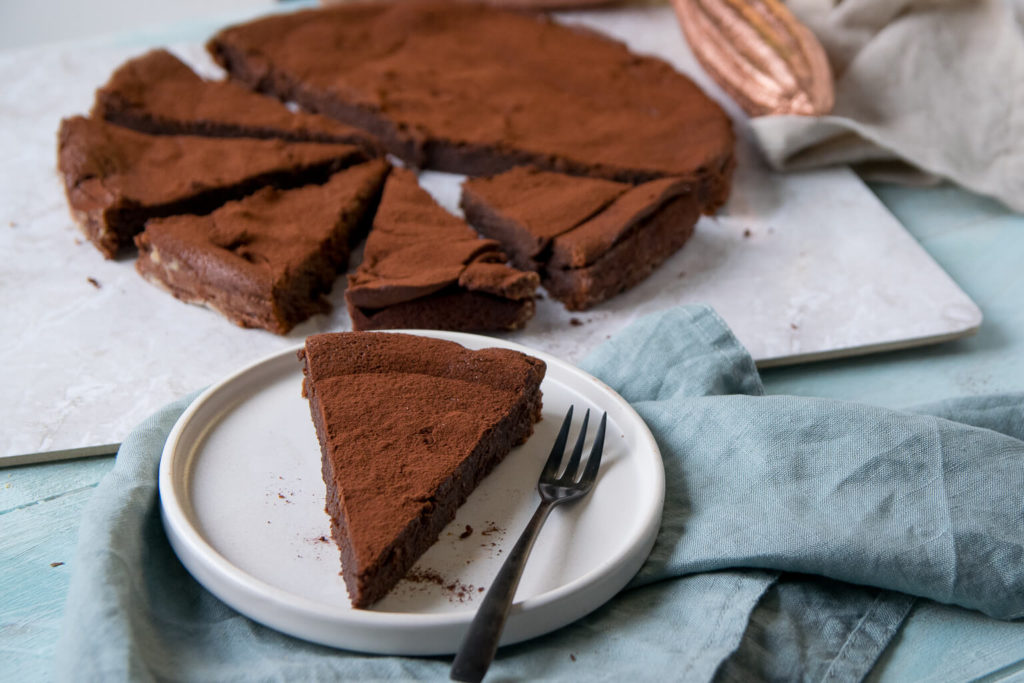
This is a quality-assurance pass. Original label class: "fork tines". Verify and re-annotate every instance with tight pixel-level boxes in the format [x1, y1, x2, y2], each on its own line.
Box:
[543, 406, 606, 489]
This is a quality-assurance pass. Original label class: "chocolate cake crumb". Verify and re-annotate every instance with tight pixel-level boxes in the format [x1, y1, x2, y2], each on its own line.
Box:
[404, 568, 480, 603]
[570, 654, 577, 662]
[481, 522, 503, 536]
[459, 524, 474, 539]
[318, 535, 330, 543]
[569, 318, 583, 327]
[743, 229, 752, 238]
[790, 323, 799, 330]
[87, 277, 101, 289]
[406, 568, 446, 587]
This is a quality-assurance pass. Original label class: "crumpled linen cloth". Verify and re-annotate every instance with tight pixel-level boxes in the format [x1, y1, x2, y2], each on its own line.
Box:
[750, 0, 1024, 211]
[55, 305, 1024, 681]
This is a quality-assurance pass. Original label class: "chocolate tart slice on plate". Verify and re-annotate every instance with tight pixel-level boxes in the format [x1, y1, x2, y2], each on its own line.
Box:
[299, 331, 546, 607]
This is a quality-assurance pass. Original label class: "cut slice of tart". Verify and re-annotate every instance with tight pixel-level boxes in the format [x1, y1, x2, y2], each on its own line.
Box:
[345, 167, 539, 331]
[462, 166, 701, 310]
[299, 331, 546, 608]
[92, 48, 381, 156]
[134, 159, 390, 334]
[57, 115, 371, 258]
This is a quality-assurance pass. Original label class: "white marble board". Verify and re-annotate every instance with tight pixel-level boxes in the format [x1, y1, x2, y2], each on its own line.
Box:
[0, 6, 981, 458]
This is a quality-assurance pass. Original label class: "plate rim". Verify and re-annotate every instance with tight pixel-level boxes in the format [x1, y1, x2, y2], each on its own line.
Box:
[158, 329, 664, 652]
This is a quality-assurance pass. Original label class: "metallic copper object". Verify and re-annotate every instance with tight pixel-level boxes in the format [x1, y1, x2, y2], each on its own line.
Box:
[321, 0, 624, 8]
[672, 0, 834, 117]
[475, 0, 623, 7]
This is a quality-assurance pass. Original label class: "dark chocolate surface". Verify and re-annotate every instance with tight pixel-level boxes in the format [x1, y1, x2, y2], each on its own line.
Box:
[57, 115, 368, 258]
[208, 0, 735, 205]
[462, 167, 701, 310]
[299, 332, 545, 607]
[93, 48, 381, 155]
[346, 167, 538, 330]
[135, 159, 389, 333]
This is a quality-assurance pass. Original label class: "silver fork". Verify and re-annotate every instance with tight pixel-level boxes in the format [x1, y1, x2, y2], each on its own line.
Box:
[450, 405, 607, 683]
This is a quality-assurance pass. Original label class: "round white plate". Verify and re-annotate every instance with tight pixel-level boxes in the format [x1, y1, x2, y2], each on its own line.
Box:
[159, 330, 663, 655]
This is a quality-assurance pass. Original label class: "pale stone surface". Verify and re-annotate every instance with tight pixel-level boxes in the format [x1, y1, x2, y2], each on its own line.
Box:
[0, 8, 979, 457]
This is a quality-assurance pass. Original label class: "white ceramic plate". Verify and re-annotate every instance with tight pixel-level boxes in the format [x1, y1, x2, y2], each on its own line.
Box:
[159, 330, 663, 655]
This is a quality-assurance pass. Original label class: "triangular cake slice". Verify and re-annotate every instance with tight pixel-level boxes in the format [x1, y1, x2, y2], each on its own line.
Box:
[462, 166, 700, 311]
[299, 331, 546, 607]
[92, 49, 381, 157]
[135, 159, 390, 334]
[57, 115, 370, 258]
[345, 167, 539, 331]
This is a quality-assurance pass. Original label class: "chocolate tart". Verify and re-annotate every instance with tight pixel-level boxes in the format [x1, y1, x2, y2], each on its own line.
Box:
[462, 166, 701, 310]
[135, 159, 389, 333]
[92, 48, 381, 156]
[299, 331, 545, 607]
[57, 115, 370, 258]
[208, 0, 735, 210]
[345, 167, 538, 331]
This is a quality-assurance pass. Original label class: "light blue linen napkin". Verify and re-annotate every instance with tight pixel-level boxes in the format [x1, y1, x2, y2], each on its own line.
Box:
[55, 305, 1024, 681]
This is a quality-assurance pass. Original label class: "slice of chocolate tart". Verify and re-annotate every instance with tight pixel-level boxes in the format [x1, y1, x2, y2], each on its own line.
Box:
[462, 166, 701, 311]
[207, 0, 735, 211]
[134, 159, 389, 334]
[299, 331, 545, 607]
[345, 167, 538, 331]
[92, 48, 381, 156]
[57, 115, 370, 258]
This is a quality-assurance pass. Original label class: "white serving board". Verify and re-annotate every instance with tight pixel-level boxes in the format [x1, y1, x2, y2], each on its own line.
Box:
[0, 6, 980, 457]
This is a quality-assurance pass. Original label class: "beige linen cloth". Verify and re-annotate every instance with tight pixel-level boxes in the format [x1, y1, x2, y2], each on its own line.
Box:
[749, 0, 1024, 211]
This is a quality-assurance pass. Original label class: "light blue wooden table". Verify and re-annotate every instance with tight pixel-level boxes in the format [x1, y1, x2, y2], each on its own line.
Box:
[4, 181, 1023, 682]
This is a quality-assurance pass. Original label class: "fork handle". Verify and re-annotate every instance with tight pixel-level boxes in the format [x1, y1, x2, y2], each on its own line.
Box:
[450, 499, 555, 682]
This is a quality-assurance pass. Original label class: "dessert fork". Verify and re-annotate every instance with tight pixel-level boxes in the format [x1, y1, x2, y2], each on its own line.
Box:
[450, 405, 607, 682]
